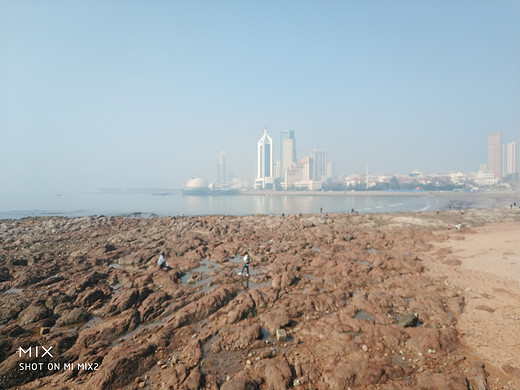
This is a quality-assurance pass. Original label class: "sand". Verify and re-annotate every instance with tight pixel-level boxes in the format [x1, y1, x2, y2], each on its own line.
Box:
[425, 221, 520, 387]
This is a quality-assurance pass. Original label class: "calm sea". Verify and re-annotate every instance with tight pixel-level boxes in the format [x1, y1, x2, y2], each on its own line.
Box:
[0, 191, 466, 219]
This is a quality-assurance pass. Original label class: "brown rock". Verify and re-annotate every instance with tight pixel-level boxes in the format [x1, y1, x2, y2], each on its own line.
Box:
[220, 371, 263, 390]
[18, 303, 50, 327]
[74, 285, 111, 308]
[55, 307, 90, 326]
[406, 327, 458, 354]
[180, 365, 202, 390]
[415, 371, 469, 390]
[260, 356, 293, 390]
[85, 343, 156, 390]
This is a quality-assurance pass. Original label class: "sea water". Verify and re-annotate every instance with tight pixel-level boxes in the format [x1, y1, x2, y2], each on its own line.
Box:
[0, 190, 474, 219]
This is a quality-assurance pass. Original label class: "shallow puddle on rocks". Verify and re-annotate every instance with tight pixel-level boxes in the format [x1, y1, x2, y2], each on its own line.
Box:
[354, 310, 375, 322]
[260, 326, 276, 342]
[3, 288, 22, 294]
[358, 261, 374, 268]
[181, 274, 212, 289]
[227, 255, 261, 277]
[181, 258, 220, 291]
[109, 262, 138, 270]
[85, 316, 102, 328]
[179, 257, 269, 294]
[238, 278, 271, 291]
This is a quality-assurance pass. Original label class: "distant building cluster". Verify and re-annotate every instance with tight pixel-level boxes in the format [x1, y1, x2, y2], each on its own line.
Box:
[184, 129, 519, 193]
[255, 128, 333, 190]
[475, 131, 517, 186]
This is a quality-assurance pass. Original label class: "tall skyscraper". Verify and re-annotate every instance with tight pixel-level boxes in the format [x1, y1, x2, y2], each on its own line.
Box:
[280, 130, 296, 180]
[507, 141, 517, 176]
[256, 128, 274, 189]
[312, 147, 327, 182]
[487, 132, 503, 180]
[216, 150, 226, 184]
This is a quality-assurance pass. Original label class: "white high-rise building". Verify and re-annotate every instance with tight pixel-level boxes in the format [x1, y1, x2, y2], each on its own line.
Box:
[255, 129, 274, 190]
[507, 141, 517, 176]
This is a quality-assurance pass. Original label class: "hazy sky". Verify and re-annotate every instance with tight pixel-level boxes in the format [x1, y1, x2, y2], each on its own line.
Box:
[1, 0, 519, 194]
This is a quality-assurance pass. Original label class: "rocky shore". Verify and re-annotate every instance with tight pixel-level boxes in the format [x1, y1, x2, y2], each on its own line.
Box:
[1, 208, 519, 390]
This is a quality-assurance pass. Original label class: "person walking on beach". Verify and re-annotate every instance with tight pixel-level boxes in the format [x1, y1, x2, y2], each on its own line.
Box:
[238, 253, 250, 277]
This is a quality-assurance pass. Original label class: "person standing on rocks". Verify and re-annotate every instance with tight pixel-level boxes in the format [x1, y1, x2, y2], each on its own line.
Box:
[238, 253, 250, 277]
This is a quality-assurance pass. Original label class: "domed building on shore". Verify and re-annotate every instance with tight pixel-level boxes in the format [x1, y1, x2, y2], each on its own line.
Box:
[182, 176, 240, 195]
[183, 176, 210, 195]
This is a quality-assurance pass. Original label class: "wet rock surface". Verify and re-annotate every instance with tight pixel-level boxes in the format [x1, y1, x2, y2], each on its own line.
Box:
[0, 208, 518, 389]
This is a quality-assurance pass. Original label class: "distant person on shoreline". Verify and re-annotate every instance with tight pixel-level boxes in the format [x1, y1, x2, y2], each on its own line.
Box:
[158, 253, 169, 271]
[238, 253, 250, 277]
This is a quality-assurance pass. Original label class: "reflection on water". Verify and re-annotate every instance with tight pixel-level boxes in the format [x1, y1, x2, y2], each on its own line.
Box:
[1, 192, 459, 219]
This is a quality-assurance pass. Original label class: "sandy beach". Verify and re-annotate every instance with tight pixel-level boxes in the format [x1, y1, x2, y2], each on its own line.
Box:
[425, 221, 520, 388]
[0, 207, 519, 389]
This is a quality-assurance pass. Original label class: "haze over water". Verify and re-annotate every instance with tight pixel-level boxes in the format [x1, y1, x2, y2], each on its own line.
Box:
[1, 191, 510, 220]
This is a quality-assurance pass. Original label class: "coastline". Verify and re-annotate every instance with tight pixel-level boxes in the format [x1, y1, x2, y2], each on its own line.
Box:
[242, 189, 520, 199]
[1, 190, 518, 221]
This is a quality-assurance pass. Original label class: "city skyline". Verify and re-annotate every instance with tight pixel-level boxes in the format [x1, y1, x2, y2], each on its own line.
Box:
[210, 128, 517, 190]
[1, 1, 519, 197]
